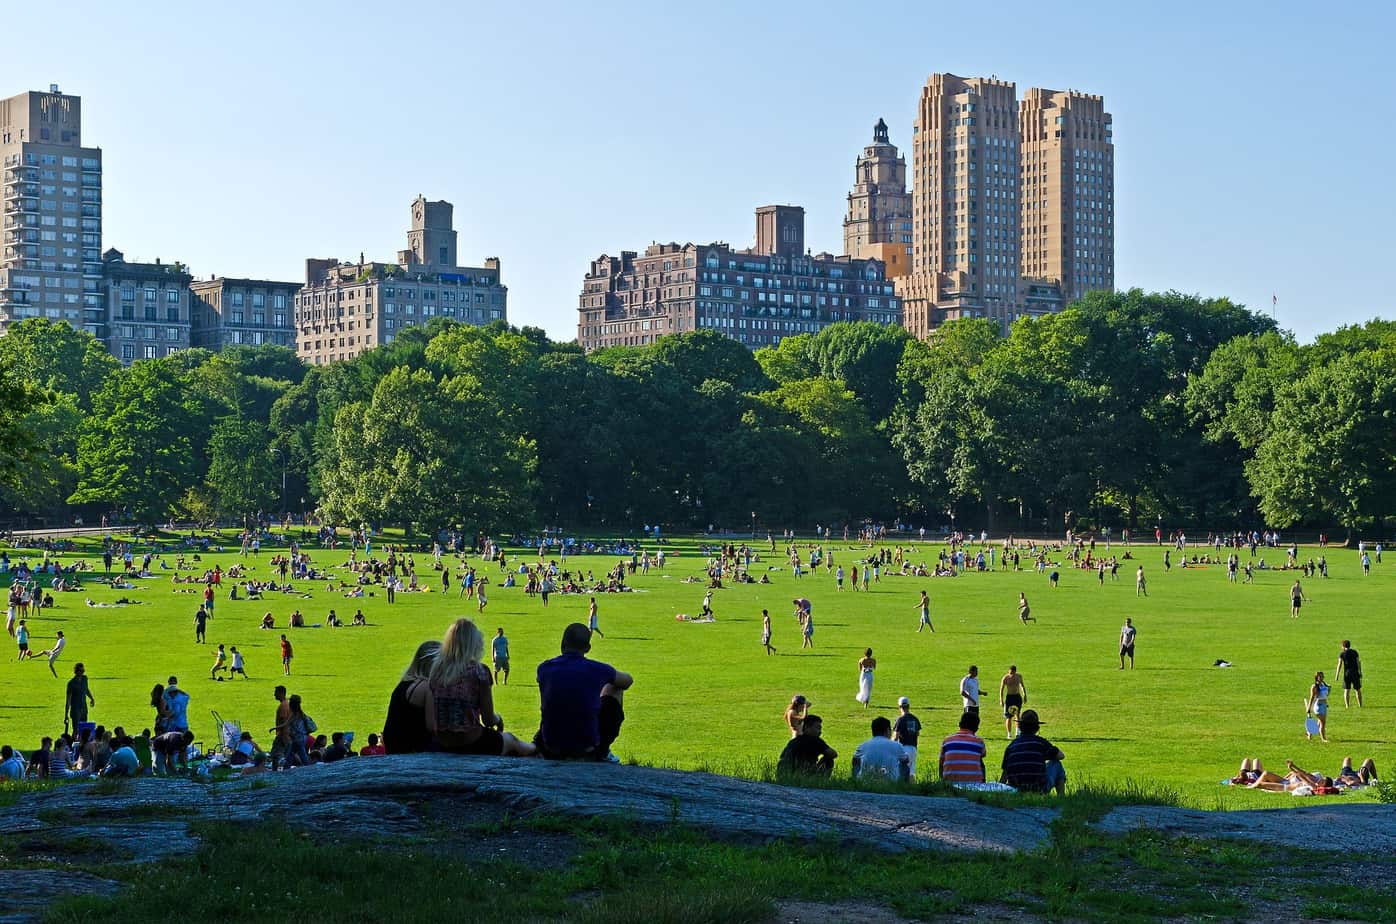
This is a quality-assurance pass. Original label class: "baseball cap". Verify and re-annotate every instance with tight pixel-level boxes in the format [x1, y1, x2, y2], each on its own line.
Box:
[167, 676, 178, 686]
[897, 696, 910, 707]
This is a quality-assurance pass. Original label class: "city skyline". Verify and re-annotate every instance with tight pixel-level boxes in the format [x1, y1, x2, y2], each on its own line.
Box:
[4, 0, 1391, 342]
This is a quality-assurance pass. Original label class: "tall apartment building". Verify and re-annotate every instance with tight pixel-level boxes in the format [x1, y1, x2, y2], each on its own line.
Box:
[899, 73, 1035, 337]
[191, 277, 299, 349]
[842, 118, 912, 278]
[0, 86, 103, 338]
[295, 196, 506, 365]
[894, 73, 1113, 338]
[100, 249, 192, 363]
[578, 205, 899, 352]
[1020, 88, 1114, 303]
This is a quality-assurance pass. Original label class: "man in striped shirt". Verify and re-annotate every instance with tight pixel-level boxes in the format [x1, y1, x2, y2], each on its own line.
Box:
[937, 712, 987, 783]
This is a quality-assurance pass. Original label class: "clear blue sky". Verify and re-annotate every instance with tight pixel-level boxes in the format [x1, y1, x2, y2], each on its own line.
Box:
[11, 0, 1392, 342]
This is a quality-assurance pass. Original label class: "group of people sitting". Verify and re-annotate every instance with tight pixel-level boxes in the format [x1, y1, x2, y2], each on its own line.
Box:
[0, 725, 199, 781]
[1230, 757, 1380, 794]
[258, 609, 366, 630]
[776, 697, 1068, 795]
[381, 620, 630, 761]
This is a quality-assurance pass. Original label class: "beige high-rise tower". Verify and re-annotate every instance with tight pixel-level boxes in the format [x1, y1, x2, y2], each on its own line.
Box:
[0, 86, 103, 338]
[899, 73, 1027, 336]
[1020, 89, 1113, 302]
[843, 118, 912, 277]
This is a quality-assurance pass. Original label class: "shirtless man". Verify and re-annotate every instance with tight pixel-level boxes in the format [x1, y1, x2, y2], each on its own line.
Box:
[915, 590, 934, 633]
[999, 665, 1027, 739]
[1017, 592, 1036, 625]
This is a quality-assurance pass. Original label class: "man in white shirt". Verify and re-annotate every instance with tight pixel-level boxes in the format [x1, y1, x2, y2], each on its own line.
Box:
[960, 665, 981, 715]
[38, 630, 66, 678]
[851, 716, 910, 781]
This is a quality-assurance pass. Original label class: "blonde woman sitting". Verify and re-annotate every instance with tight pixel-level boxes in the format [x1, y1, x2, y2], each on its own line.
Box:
[409, 618, 535, 757]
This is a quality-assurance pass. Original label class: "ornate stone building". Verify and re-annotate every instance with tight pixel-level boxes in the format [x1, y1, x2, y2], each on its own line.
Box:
[578, 206, 899, 352]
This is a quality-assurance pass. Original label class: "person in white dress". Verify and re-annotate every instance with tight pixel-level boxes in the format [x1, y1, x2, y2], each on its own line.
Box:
[856, 648, 876, 707]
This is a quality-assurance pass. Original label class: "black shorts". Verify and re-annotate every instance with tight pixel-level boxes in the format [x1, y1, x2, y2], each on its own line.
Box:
[1344, 676, 1362, 691]
[1003, 694, 1023, 718]
[441, 727, 504, 756]
[1120, 643, 1135, 657]
[1292, 598, 1302, 609]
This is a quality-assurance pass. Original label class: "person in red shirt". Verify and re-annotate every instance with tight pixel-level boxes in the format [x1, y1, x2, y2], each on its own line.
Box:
[358, 733, 386, 756]
[280, 634, 293, 676]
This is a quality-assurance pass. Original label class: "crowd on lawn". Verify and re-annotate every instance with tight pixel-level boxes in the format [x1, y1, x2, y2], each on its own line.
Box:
[0, 617, 631, 780]
[0, 527, 1387, 801]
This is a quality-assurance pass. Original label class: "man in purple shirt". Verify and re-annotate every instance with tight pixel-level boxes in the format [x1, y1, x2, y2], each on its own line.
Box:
[534, 623, 633, 761]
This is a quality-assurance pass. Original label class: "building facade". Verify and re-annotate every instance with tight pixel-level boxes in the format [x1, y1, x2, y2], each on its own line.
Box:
[843, 118, 912, 278]
[0, 86, 103, 338]
[100, 249, 192, 363]
[190, 277, 299, 349]
[295, 196, 506, 365]
[1019, 88, 1114, 303]
[578, 206, 899, 352]
[893, 73, 1110, 339]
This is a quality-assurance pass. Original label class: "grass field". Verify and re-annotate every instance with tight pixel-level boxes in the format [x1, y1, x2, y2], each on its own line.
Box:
[1, 532, 1389, 809]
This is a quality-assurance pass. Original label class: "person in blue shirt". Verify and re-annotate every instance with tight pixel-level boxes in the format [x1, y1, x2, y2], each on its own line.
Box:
[534, 624, 632, 761]
[162, 677, 191, 733]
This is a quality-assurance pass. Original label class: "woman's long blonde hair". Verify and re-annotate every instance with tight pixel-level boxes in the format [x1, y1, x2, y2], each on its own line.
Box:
[429, 618, 485, 688]
[401, 641, 440, 682]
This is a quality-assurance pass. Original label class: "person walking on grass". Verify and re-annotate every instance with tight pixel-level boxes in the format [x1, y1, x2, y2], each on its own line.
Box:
[960, 665, 981, 715]
[1290, 579, 1308, 618]
[280, 634, 293, 676]
[999, 666, 1026, 739]
[1306, 671, 1331, 742]
[588, 596, 603, 638]
[492, 627, 510, 685]
[761, 609, 776, 655]
[476, 577, 489, 614]
[1017, 592, 1036, 625]
[893, 697, 922, 779]
[915, 590, 934, 633]
[194, 604, 210, 644]
[64, 662, 94, 730]
[1336, 640, 1362, 708]
[855, 649, 876, 707]
[1135, 566, 1147, 597]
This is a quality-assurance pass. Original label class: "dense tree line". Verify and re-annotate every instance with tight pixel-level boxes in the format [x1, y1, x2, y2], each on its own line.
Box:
[0, 290, 1390, 534]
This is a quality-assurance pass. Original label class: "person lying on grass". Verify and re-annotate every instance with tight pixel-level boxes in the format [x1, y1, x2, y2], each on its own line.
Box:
[1244, 759, 1328, 793]
[1336, 757, 1379, 787]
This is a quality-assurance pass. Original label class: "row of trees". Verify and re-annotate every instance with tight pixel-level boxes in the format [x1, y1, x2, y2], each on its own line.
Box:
[0, 289, 1391, 535]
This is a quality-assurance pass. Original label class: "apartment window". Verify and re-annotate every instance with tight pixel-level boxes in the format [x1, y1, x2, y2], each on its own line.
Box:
[121, 344, 135, 360]
[166, 307, 179, 322]
[251, 293, 264, 308]
[231, 291, 244, 307]
[231, 311, 243, 324]
[273, 312, 286, 327]
[272, 294, 286, 309]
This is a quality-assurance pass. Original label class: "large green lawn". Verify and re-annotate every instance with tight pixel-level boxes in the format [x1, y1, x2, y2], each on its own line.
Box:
[1, 533, 1388, 808]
